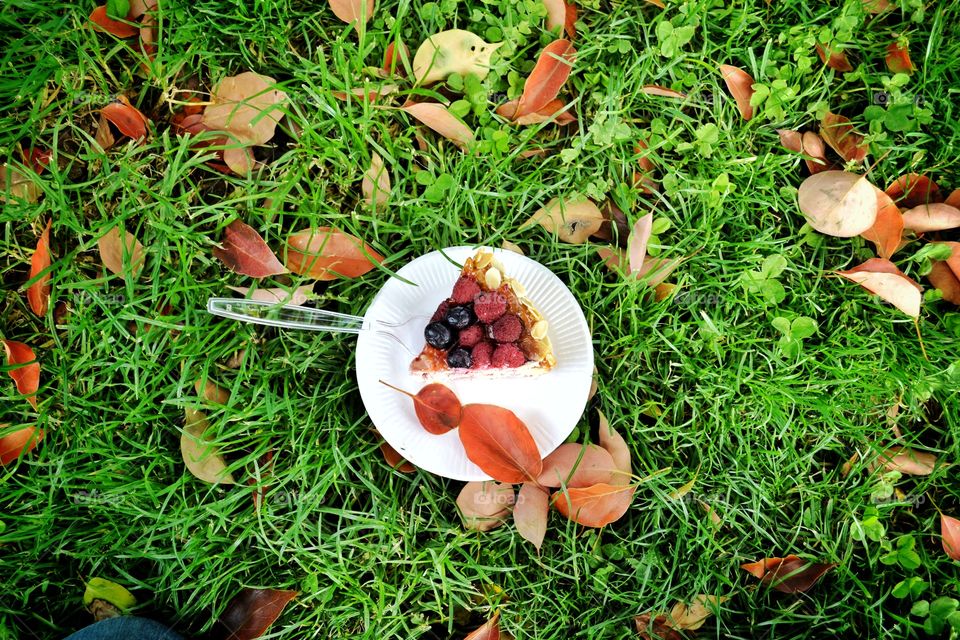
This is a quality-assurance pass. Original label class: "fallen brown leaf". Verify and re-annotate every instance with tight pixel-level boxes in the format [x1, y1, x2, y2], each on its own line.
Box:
[837, 258, 922, 318]
[3, 339, 40, 410]
[27, 219, 52, 316]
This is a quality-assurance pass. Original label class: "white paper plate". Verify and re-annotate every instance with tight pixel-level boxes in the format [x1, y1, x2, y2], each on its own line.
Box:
[356, 246, 594, 481]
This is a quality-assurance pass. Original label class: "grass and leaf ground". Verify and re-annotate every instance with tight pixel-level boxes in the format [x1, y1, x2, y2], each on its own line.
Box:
[2, 0, 960, 638]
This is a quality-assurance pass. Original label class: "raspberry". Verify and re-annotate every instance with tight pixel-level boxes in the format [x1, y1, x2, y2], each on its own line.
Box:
[431, 300, 450, 322]
[471, 341, 494, 369]
[458, 325, 483, 348]
[492, 343, 526, 368]
[451, 276, 481, 304]
[488, 314, 522, 343]
[473, 291, 506, 323]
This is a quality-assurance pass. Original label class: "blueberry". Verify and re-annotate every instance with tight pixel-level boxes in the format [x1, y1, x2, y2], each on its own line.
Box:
[424, 322, 454, 349]
[447, 347, 472, 368]
[444, 305, 475, 329]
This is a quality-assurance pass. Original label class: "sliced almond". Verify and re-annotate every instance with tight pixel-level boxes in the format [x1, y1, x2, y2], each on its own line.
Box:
[509, 278, 527, 298]
[485, 267, 502, 290]
[531, 320, 549, 340]
[474, 251, 493, 269]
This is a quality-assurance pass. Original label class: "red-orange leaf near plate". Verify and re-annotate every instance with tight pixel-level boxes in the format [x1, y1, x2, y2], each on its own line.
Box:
[400, 103, 475, 149]
[885, 42, 914, 74]
[815, 44, 853, 72]
[458, 404, 543, 483]
[27, 219, 52, 316]
[212, 220, 287, 278]
[457, 481, 515, 531]
[837, 258, 922, 318]
[740, 555, 835, 593]
[860, 188, 903, 260]
[0, 425, 43, 465]
[3, 340, 40, 409]
[538, 443, 614, 488]
[942, 515, 960, 561]
[379, 441, 415, 473]
[901, 203, 960, 233]
[514, 483, 549, 550]
[101, 97, 149, 140]
[552, 482, 634, 527]
[464, 613, 501, 640]
[88, 5, 139, 37]
[885, 174, 942, 209]
[515, 39, 576, 118]
[219, 588, 298, 640]
[820, 112, 867, 163]
[719, 64, 755, 121]
[285, 227, 383, 280]
[380, 381, 462, 434]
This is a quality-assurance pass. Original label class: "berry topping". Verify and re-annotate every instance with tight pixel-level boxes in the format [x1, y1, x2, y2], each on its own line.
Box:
[474, 291, 507, 323]
[488, 314, 522, 343]
[471, 341, 494, 369]
[447, 347, 472, 369]
[430, 300, 450, 322]
[424, 322, 455, 350]
[492, 343, 526, 368]
[451, 276, 481, 304]
[445, 305, 475, 329]
[458, 324, 483, 348]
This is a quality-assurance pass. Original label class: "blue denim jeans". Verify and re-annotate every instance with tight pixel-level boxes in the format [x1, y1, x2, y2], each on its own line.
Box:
[64, 616, 184, 640]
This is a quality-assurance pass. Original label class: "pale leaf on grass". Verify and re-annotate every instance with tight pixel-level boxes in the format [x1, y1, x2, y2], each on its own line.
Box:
[597, 410, 631, 485]
[668, 469, 698, 500]
[538, 443, 615, 488]
[194, 377, 230, 405]
[901, 203, 960, 233]
[362, 152, 391, 207]
[801, 131, 830, 174]
[456, 481, 514, 531]
[327, 0, 374, 31]
[412, 30, 502, 85]
[640, 85, 686, 99]
[797, 170, 877, 237]
[222, 146, 255, 176]
[514, 483, 549, 551]
[227, 285, 313, 306]
[202, 72, 288, 146]
[942, 515, 960, 561]
[628, 212, 653, 274]
[0, 164, 41, 203]
[97, 226, 145, 280]
[877, 445, 936, 476]
[401, 103, 475, 149]
[181, 409, 236, 485]
[837, 258, 922, 318]
[501, 240, 524, 255]
[523, 195, 603, 244]
[668, 595, 729, 631]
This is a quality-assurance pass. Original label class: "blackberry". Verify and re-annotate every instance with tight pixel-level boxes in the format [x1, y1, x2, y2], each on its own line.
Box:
[445, 305, 475, 329]
[447, 347, 472, 368]
[424, 322, 455, 349]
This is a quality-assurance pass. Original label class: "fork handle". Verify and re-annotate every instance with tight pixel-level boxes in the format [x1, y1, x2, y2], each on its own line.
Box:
[206, 298, 366, 333]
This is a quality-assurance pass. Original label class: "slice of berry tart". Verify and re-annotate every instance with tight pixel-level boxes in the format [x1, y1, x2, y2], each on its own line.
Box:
[411, 249, 556, 376]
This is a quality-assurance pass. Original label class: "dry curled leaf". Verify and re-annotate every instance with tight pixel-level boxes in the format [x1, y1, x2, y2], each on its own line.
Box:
[876, 445, 936, 476]
[181, 409, 236, 484]
[227, 285, 313, 305]
[538, 443, 615, 488]
[628, 212, 654, 274]
[459, 404, 542, 483]
[327, 0, 374, 31]
[901, 203, 960, 233]
[514, 483, 549, 551]
[220, 588, 298, 640]
[202, 72, 288, 146]
[412, 30, 502, 85]
[837, 258, 922, 318]
[515, 39, 576, 118]
[635, 614, 686, 640]
[0, 425, 43, 465]
[27, 219, 52, 316]
[457, 481, 515, 531]
[860, 188, 903, 260]
[719, 64, 755, 120]
[362, 152, 391, 207]
[740, 555, 835, 593]
[0, 164, 41, 204]
[213, 220, 286, 278]
[942, 514, 960, 561]
[885, 174, 941, 209]
[401, 103, 475, 149]
[816, 44, 853, 72]
[101, 97, 149, 140]
[640, 85, 686, 99]
[885, 41, 914, 74]
[552, 482, 634, 527]
[820, 112, 867, 164]
[523, 195, 603, 244]
[3, 340, 40, 410]
[797, 170, 876, 237]
[285, 227, 383, 280]
[98, 226, 145, 280]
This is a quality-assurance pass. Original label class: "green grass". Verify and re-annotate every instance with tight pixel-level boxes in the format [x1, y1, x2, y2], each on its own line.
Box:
[2, 0, 960, 638]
